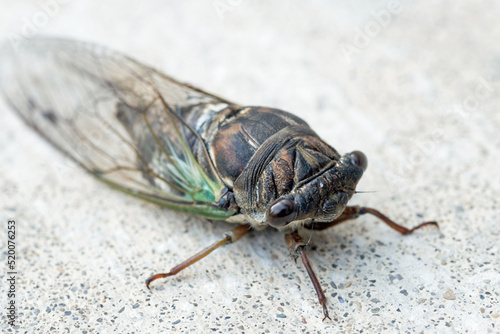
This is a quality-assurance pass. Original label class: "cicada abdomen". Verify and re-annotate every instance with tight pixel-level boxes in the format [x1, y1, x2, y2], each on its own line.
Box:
[1, 38, 236, 218]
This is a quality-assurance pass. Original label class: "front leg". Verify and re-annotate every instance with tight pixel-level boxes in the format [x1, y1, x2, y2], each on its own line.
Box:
[285, 232, 332, 321]
[303, 205, 438, 234]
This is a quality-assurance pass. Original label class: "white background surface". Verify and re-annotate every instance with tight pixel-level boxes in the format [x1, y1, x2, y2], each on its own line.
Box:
[0, 1, 499, 333]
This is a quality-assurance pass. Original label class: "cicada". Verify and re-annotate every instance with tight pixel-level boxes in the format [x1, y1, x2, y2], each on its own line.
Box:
[0, 38, 437, 320]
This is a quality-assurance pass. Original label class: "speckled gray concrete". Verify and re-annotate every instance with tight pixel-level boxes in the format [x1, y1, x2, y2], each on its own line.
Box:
[0, 1, 499, 333]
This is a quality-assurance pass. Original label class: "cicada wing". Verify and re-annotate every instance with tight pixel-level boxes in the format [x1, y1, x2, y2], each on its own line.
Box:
[0, 38, 235, 219]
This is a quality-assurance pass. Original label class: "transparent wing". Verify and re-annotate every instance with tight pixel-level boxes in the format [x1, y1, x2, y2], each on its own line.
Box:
[0, 37, 235, 219]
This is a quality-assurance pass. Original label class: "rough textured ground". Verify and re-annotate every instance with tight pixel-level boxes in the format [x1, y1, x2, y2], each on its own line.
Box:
[0, 1, 499, 333]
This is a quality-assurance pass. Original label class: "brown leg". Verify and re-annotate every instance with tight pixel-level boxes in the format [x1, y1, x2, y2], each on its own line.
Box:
[304, 205, 438, 234]
[146, 224, 252, 289]
[285, 232, 332, 321]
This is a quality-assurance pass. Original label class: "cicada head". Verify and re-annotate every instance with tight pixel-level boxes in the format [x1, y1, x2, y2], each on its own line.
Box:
[233, 126, 367, 231]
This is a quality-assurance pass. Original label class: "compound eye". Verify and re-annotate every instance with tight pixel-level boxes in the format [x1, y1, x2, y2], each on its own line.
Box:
[350, 150, 368, 171]
[266, 198, 296, 227]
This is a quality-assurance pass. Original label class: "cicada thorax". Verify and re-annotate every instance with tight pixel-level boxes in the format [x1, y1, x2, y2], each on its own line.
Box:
[183, 105, 365, 229]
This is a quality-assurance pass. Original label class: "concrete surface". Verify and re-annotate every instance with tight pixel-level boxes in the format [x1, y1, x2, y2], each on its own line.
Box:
[0, 1, 499, 333]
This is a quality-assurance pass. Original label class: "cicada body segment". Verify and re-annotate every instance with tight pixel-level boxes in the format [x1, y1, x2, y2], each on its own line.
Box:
[201, 106, 365, 229]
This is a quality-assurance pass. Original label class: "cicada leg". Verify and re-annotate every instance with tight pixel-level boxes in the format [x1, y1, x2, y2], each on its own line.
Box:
[285, 232, 332, 321]
[146, 224, 252, 289]
[293, 206, 437, 320]
[305, 205, 438, 234]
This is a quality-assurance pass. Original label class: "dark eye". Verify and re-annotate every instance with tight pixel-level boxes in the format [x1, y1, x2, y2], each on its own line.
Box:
[266, 198, 296, 227]
[350, 150, 368, 171]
